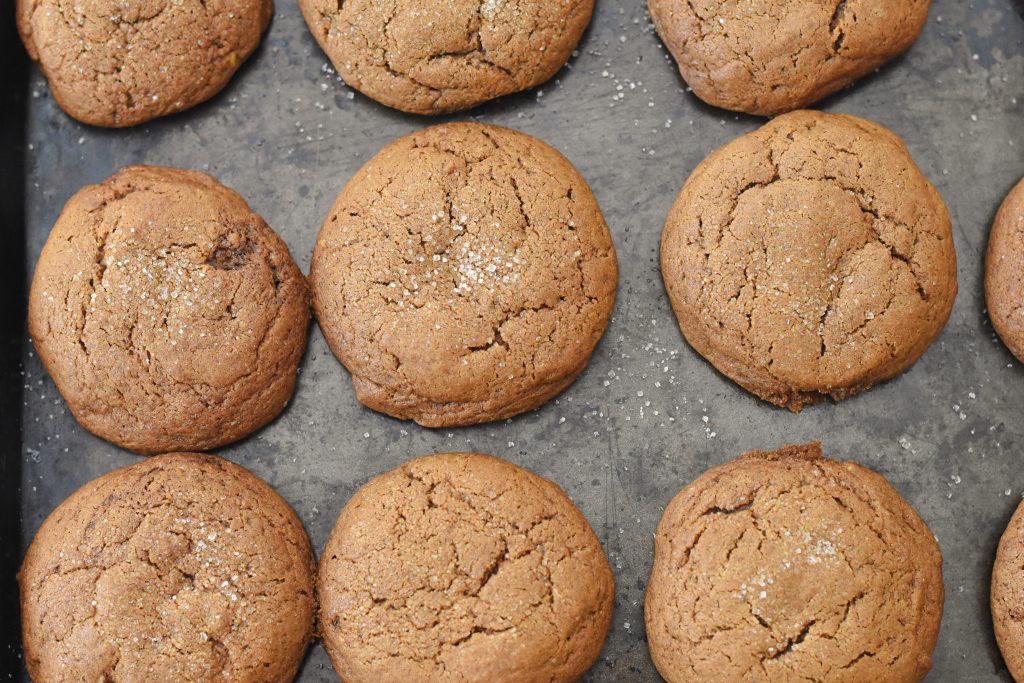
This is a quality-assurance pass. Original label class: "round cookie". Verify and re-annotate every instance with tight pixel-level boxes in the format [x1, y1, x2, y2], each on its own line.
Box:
[17, 0, 271, 127]
[318, 452, 614, 683]
[648, 0, 932, 116]
[985, 177, 1024, 363]
[298, 0, 592, 114]
[660, 110, 956, 411]
[19, 453, 316, 683]
[28, 165, 310, 455]
[310, 122, 617, 427]
[645, 442, 944, 683]
[993, 497, 1024, 682]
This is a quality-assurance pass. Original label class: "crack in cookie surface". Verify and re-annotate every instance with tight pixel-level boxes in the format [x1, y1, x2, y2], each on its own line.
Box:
[645, 443, 943, 683]
[318, 452, 614, 683]
[19, 453, 316, 683]
[299, 0, 592, 113]
[660, 111, 956, 411]
[17, 0, 271, 126]
[648, 0, 932, 115]
[311, 123, 617, 427]
[985, 177, 1024, 363]
[28, 166, 310, 454]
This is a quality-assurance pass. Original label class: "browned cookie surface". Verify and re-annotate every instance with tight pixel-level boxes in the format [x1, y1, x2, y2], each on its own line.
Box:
[318, 452, 614, 683]
[19, 453, 316, 683]
[645, 442, 943, 683]
[29, 165, 310, 454]
[311, 123, 617, 427]
[298, 0, 592, 114]
[648, 0, 932, 115]
[660, 110, 956, 411]
[17, 0, 271, 127]
[985, 178, 1024, 363]
[993, 497, 1024, 683]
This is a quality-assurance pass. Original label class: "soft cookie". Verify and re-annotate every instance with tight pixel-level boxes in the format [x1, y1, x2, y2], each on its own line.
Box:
[660, 110, 956, 411]
[318, 452, 614, 682]
[648, 0, 932, 116]
[19, 453, 316, 683]
[29, 165, 310, 454]
[985, 177, 1024, 362]
[298, 0, 593, 114]
[645, 442, 944, 683]
[17, 0, 271, 126]
[311, 122, 617, 427]
[992, 496, 1024, 682]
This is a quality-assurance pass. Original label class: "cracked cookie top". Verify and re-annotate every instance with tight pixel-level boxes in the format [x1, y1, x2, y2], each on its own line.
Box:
[318, 452, 615, 683]
[19, 453, 316, 683]
[298, 0, 593, 114]
[16, 0, 271, 126]
[660, 110, 956, 412]
[992, 492, 1024, 683]
[985, 177, 1024, 363]
[645, 442, 943, 683]
[310, 122, 617, 427]
[28, 165, 310, 454]
[648, 0, 932, 115]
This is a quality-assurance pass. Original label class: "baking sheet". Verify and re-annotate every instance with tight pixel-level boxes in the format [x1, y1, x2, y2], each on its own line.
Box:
[11, 0, 1024, 679]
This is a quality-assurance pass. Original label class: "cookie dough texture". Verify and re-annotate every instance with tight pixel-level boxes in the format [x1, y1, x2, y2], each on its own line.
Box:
[318, 452, 614, 682]
[29, 165, 310, 455]
[648, 0, 932, 115]
[985, 178, 1024, 363]
[660, 110, 956, 412]
[645, 442, 943, 683]
[19, 453, 316, 683]
[298, 0, 593, 114]
[17, 0, 271, 126]
[311, 122, 617, 427]
[993, 497, 1024, 683]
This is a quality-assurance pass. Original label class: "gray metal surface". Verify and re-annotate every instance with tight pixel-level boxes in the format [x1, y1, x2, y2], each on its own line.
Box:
[16, 0, 1024, 680]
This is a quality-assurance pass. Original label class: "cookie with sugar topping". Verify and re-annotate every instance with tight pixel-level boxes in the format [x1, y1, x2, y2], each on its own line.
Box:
[28, 165, 310, 454]
[298, 0, 593, 114]
[19, 452, 316, 683]
[318, 451, 614, 682]
[660, 110, 956, 411]
[310, 122, 617, 427]
[17, 0, 271, 126]
[648, 0, 933, 115]
[645, 442, 944, 683]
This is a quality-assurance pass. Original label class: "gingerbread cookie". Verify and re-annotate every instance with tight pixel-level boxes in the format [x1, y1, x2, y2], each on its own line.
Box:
[993, 496, 1024, 682]
[298, 0, 593, 114]
[985, 177, 1024, 363]
[318, 452, 614, 682]
[645, 442, 943, 683]
[29, 165, 310, 454]
[311, 122, 617, 427]
[19, 453, 316, 683]
[648, 0, 933, 115]
[17, 0, 271, 126]
[660, 110, 956, 411]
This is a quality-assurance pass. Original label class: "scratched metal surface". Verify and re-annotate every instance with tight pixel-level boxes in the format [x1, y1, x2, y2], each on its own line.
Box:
[12, 0, 1024, 679]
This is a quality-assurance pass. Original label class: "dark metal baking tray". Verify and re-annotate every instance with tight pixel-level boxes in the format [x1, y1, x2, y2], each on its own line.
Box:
[5, 0, 1024, 679]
